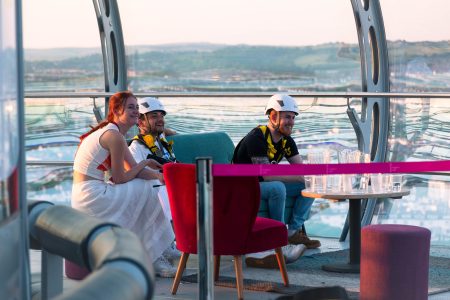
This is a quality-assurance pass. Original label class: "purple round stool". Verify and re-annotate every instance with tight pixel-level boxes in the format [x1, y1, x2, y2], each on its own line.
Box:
[361, 224, 431, 300]
[64, 259, 90, 280]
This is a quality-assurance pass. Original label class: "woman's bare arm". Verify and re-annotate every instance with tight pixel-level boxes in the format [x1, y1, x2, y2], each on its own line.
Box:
[123, 143, 163, 181]
[101, 130, 160, 183]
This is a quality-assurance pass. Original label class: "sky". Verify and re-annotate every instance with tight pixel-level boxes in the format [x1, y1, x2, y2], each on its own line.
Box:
[22, 0, 450, 49]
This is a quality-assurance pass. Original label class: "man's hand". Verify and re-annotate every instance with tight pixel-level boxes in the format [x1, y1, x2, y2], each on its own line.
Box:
[146, 159, 162, 170]
[157, 172, 165, 184]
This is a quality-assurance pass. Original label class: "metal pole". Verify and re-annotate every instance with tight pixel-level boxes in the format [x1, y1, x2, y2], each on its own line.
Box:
[16, 0, 32, 298]
[41, 251, 63, 300]
[196, 157, 214, 300]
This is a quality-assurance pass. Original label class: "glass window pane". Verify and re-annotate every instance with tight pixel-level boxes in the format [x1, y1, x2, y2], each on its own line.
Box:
[0, 0, 19, 219]
[378, 0, 450, 245]
[381, 0, 450, 93]
[22, 0, 103, 92]
[118, 0, 361, 93]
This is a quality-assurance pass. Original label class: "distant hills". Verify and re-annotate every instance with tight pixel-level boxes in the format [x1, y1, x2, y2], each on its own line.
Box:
[24, 43, 225, 61]
[24, 41, 450, 92]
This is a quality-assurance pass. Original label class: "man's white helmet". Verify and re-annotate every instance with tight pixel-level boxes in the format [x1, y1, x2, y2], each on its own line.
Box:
[138, 97, 166, 115]
[265, 94, 299, 115]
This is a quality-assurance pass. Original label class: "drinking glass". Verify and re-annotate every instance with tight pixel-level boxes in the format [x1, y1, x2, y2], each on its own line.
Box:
[391, 174, 403, 192]
[307, 150, 330, 164]
[342, 175, 353, 193]
[338, 148, 352, 164]
[384, 174, 392, 192]
[306, 150, 330, 193]
[314, 175, 327, 192]
[371, 173, 384, 193]
[251, 156, 269, 164]
[304, 176, 313, 191]
[338, 149, 364, 192]
[358, 153, 371, 192]
[327, 175, 342, 192]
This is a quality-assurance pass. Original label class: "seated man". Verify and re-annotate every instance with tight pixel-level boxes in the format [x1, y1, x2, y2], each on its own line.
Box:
[129, 97, 180, 277]
[232, 94, 320, 267]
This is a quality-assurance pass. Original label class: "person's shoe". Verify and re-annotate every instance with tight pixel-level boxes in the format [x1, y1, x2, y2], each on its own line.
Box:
[283, 244, 307, 263]
[245, 249, 278, 269]
[163, 241, 182, 262]
[245, 244, 306, 268]
[153, 256, 177, 278]
[288, 231, 321, 249]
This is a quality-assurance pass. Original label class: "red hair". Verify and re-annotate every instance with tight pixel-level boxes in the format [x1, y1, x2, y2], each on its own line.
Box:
[80, 91, 135, 142]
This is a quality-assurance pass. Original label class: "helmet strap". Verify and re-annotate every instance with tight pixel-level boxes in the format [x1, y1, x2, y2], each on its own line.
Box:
[143, 114, 156, 136]
[136, 116, 146, 134]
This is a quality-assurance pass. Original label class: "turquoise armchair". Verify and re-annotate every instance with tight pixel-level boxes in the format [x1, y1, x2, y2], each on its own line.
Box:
[166, 131, 296, 223]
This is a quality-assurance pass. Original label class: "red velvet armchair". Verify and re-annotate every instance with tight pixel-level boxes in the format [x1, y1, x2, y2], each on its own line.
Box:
[163, 163, 289, 299]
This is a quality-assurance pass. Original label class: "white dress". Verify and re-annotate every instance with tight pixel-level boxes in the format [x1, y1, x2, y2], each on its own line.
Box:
[72, 123, 174, 263]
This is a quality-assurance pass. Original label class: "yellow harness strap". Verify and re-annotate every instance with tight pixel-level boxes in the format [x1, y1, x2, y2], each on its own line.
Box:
[132, 134, 176, 160]
[258, 125, 288, 163]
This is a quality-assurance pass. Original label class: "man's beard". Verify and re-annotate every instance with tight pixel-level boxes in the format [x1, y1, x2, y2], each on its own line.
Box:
[151, 125, 164, 135]
[278, 126, 292, 136]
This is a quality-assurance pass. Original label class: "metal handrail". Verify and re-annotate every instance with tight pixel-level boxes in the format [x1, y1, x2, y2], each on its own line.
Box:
[27, 161, 73, 166]
[24, 91, 450, 99]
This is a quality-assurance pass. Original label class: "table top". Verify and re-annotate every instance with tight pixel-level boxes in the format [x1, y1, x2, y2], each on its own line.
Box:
[301, 188, 410, 200]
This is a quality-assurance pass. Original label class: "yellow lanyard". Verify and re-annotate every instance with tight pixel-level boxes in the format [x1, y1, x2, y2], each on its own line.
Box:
[258, 125, 288, 163]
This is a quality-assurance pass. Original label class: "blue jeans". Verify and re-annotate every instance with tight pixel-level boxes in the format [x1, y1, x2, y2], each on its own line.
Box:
[259, 181, 286, 222]
[259, 181, 314, 231]
[285, 182, 314, 231]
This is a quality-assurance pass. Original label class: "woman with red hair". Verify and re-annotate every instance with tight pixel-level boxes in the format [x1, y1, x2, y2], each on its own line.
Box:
[72, 91, 176, 277]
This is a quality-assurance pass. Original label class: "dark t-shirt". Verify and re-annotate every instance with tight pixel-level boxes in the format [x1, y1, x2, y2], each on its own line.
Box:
[232, 126, 299, 164]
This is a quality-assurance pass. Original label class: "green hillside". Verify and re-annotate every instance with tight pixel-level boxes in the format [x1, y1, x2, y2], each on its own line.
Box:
[24, 41, 450, 92]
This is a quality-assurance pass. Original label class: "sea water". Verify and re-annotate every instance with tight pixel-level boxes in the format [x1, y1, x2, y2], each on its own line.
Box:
[25, 96, 450, 244]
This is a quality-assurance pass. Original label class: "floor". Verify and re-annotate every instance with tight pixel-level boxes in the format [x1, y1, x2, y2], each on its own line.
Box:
[30, 237, 450, 299]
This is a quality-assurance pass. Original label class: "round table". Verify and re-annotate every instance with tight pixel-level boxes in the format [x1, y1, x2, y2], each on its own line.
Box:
[302, 188, 410, 273]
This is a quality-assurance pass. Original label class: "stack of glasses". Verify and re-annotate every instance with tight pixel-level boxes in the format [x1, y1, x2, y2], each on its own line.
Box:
[304, 149, 404, 193]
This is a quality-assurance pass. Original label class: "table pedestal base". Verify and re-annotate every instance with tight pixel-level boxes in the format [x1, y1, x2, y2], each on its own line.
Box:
[322, 263, 360, 273]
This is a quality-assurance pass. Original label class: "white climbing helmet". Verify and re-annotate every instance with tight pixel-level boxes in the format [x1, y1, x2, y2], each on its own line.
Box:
[264, 94, 299, 115]
[138, 97, 166, 115]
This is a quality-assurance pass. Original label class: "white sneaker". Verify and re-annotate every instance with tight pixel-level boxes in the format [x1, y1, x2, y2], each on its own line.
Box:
[163, 241, 182, 262]
[282, 244, 306, 263]
[153, 256, 177, 278]
[245, 249, 274, 260]
[245, 244, 306, 268]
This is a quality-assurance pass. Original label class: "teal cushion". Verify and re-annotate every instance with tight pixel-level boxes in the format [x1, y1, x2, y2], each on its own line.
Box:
[166, 132, 235, 164]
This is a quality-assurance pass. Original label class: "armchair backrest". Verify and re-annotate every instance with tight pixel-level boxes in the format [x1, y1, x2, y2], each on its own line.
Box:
[164, 163, 197, 254]
[164, 163, 261, 255]
[166, 132, 235, 163]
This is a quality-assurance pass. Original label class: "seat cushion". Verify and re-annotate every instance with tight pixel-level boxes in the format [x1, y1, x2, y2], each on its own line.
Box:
[361, 224, 431, 300]
[65, 259, 90, 280]
[245, 217, 288, 254]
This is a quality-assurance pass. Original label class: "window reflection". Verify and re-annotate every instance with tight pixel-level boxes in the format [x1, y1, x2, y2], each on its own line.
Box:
[381, 0, 450, 93]
[382, 0, 450, 244]
[1, 3, 19, 221]
[118, 0, 361, 93]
